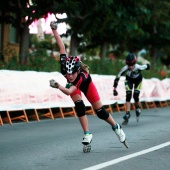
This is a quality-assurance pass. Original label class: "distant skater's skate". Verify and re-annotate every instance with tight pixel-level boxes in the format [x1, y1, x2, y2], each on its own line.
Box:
[113, 123, 129, 148]
[122, 119, 129, 125]
[136, 107, 141, 123]
[82, 134, 93, 153]
[122, 113, 131, 125]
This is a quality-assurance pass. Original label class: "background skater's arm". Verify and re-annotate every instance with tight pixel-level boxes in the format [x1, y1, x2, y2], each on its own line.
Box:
[113, 65, 127, 96]
[113, 78, 119, 96]
[136, 63, 151, 71]
[146, 63, 151, 70]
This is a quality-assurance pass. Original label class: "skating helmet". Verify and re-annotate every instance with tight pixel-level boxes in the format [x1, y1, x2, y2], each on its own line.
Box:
[65, 56, 81, 74]
[126, 53, 136, 66]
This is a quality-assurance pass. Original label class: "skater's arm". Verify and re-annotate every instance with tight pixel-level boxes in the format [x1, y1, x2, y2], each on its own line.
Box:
[113, 65, 127, 88]
[136, 63, 151, 71]
[50, 21, 66, 54]
[58, 85, 77, 95]
[52, 30, 66, 54]
[49, 79, 77, 95]
[146, 63, 151, 70]
[113, 77, 120, 89]
[113, 78, 119, 96]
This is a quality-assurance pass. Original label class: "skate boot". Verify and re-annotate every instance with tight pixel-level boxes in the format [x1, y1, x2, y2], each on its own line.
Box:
[136, 106, 141, 122]
[122, 112, 131, 125]
[82, 133, 93, 153]
[113, 123, 129, 148]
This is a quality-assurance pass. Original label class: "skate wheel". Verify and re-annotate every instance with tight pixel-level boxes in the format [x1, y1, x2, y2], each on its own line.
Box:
[136, 117, 139, 122]
[83, 144, 91, 153]
[122, 120, 128, 125]
[123, 140, 129, 148]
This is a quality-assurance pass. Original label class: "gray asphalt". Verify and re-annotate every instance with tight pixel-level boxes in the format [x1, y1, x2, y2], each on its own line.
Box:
[0, 106, 170, 170]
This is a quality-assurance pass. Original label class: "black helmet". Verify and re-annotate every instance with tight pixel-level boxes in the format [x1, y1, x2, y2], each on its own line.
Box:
[65, 56, 81, 74]
[126, 53, 136, 66]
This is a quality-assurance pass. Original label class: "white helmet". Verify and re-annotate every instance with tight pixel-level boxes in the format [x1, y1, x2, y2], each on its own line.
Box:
[65, 56, 81, 74]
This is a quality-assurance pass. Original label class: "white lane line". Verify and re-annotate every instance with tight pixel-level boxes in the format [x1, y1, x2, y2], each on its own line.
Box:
[82, 141, 170, 170]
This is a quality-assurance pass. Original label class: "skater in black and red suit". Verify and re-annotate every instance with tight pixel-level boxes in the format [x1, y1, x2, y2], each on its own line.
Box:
[49, 21, 128, 150]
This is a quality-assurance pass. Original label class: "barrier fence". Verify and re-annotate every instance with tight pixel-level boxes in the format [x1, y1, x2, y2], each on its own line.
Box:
[0, 70, 169, 125]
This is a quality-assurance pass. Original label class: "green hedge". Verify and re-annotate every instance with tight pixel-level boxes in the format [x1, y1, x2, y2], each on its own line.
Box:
[0, 50, 168, 80]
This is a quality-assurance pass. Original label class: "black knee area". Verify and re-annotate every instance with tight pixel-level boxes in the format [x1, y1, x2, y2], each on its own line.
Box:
[74, 100, 86, 117]
[95, 107, 109, 120]
[133, 90, 140, 102]
[126, 90, 132, 102]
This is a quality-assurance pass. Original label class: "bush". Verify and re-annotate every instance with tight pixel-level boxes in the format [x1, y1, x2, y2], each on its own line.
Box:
[1, 51, 168, 80]
[1, 49, 60, 72]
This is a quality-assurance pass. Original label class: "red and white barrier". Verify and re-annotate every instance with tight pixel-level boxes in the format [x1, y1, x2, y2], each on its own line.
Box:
[0, 70, 169, 111]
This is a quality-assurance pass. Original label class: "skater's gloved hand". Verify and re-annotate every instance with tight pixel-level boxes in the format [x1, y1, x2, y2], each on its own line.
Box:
[113, 89, 118, 96]
[146, 63, 151, 70]
[50, 21, 58, 30]
[50, 79, 60, 88]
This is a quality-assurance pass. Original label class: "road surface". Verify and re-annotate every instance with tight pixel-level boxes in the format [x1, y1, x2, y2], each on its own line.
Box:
[0, 107, 170, 170]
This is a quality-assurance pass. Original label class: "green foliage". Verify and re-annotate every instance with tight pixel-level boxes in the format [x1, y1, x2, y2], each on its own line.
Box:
[1, 0, 170, 64]
[30, 34, 59, 51]
[1, 49, 60, 72]
[1, 52, 168, 79]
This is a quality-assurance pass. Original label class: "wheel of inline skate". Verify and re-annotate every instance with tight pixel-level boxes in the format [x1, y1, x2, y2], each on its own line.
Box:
[123, 140, 129, 148]
[122, 120, 128, 125]
[83, 144, 91, 153]
[136, 116, 139, 122]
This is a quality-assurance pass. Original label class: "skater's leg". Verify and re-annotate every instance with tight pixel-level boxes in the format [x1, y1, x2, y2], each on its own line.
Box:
[71, 93, 92, 144]
[133, 89, 141, 120]
[122, 92, 132, 124]
[133, 79, 142, 120]
[123, 111, 131, 120]
[92, 100, 126, 144]
[124, 79, 132, 122]
[71, 93, 89, 131]
[122, 110, 131, 125]
[134, 101, 141, 114]
[125, 101, 131, 112]
[92, 100, 116, 126]
[78, 115, 89, 133]
[112, 123, 126, 143]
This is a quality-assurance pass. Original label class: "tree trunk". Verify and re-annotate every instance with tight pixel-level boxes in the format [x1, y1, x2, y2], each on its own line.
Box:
[19, 25, 30, 64]
[69, 33, 79, 56]
[100, 41, 108, 58]
[150, 47, 157, 67]
[37, 19, 44, 41]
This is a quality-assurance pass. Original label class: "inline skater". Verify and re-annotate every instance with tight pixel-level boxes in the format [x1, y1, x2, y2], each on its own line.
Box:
[113, 53, 150, 125]
[50, 21, 128, 151]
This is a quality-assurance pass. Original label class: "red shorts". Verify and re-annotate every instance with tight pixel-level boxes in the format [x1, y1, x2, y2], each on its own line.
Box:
[70, 88, 82, 97]
[85, 82, 100, 103]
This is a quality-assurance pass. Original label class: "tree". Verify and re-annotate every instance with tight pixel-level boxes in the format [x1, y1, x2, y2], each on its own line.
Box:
[1, 0, 170, 64]
[53, 0, 115, 57]
[0, 0, 56, 64]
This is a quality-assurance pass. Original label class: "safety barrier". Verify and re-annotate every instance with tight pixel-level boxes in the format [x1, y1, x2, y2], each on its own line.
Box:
[0, 70, 169, 125]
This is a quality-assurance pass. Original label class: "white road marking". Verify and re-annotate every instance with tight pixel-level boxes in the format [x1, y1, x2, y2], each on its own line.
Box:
[82, 141, 170, 170]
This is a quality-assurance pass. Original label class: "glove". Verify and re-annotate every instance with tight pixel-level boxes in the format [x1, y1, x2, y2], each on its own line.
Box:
[50, 21, 58, 30]
[113, 90, 118, 96]
[146, 63, 151, 70]
[50, 79, 60, 88]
